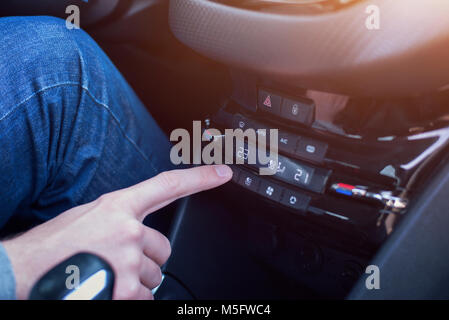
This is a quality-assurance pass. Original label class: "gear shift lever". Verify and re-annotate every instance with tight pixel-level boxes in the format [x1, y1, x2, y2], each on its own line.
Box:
[29, 253, 115, 300]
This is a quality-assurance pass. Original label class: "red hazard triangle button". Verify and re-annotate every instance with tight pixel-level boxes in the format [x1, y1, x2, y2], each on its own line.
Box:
[263, 95, 272, 108]
[259, 89, 281, 115]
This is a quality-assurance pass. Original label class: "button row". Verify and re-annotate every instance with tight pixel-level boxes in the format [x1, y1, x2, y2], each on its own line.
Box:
[258, 88, 315, 126]
[254, 151, 330, 194]
[232, 166, 311, 213]
[231, 139, 330, 194]
[231, 114, 328, 164]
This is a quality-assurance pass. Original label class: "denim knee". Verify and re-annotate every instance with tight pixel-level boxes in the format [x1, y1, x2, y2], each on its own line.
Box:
[0, 15, 116, 120]
[0, 16, 173, 229]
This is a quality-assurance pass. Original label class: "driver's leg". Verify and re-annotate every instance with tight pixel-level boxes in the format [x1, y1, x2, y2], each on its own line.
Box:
[0, 16, 175, 234]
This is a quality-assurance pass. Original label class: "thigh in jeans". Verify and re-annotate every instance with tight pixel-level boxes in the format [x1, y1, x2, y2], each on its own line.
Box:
[0, 16, 175, 234]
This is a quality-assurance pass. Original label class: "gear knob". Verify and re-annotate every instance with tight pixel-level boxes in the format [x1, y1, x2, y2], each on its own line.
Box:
[29, 252, 115, 300]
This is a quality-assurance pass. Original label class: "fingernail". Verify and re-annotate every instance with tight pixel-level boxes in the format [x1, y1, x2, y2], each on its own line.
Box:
[215, 165, 233, 178]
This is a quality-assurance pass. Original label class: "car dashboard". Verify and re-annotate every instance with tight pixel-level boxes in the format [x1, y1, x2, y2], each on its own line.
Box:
[156, 0, 449, 300]
[2, 0, 449, 300]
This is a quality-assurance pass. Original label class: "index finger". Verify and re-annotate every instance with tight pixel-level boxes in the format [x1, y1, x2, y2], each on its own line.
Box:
[121, 165, 233, 220]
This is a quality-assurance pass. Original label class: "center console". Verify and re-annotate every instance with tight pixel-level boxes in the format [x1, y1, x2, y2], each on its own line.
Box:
[213, 71, 447, 236]
[156, 68, 449, 299]
[155, 0, 449, 299]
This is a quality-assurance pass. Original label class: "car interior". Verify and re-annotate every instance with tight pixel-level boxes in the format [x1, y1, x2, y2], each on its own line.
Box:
[3, 0, 449, 300]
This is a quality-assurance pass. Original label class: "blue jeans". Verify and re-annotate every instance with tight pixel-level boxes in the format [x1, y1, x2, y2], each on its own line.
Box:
[0, 16, 175, 234]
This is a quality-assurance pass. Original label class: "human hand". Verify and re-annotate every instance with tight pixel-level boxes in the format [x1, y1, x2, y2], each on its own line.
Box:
[2, 165, 233, 300]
